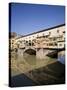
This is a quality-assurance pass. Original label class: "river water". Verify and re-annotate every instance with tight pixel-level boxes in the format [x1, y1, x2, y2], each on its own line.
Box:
[10, 51, 65, 87]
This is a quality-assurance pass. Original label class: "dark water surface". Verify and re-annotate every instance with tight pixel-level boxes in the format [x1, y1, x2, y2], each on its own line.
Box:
[10, 51, 65, 87]
[11, 73, 38, 87]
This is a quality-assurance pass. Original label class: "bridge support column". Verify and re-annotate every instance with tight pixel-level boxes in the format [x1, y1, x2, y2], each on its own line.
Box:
[36, 48, 45, 59]
[17, 48, 24, 58]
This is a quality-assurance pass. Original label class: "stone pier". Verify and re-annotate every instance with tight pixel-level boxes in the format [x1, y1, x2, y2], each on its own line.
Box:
[17, 47, 57, 60]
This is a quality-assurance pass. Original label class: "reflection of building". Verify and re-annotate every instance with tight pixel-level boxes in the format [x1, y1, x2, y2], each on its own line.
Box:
[12, 24, 65, 50]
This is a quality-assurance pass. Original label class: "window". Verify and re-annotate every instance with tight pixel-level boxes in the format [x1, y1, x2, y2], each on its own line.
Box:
[37, 34, 39, 37]
[32, 42, 34, 46]
[47, 43, 49, 46]
[29, 40, 31, 42]
[45, 35, 48, 38]
[63, 31, 65, 33]
[29, 42, 31, 46]
[29, 37, 31, 39]
[43, 33, 44, 36]
[49, 32, 51, 35]
[59, 44, 62, 46]
[53, 37, 56, 41]
[26, 41, 28, 43]
[54, 43, 57, 46]
[23, 40, 25, 42]
[57, 30, 59, 33]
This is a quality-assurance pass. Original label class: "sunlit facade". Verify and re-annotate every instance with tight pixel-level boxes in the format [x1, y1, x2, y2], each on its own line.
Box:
[12, 24, 65, 50]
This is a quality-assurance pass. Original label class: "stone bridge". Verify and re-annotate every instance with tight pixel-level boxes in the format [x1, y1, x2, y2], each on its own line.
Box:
[17, 46, 62, 59]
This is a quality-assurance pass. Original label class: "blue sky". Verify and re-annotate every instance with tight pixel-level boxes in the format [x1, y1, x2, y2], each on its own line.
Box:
[10, 3, 65, 35]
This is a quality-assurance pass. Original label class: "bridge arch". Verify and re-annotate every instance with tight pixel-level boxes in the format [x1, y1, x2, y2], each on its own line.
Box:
[23, 48, 36, 55]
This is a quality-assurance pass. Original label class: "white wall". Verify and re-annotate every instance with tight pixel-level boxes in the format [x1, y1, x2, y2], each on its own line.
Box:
[17, 25, 65, 42]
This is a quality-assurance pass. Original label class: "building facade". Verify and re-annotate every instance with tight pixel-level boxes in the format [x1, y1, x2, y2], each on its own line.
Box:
[14, 24, 65, 50]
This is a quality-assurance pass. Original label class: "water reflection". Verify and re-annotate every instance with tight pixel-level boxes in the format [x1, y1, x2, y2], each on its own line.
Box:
[10, 51, 65, 87]
[23, 53, 36, 65]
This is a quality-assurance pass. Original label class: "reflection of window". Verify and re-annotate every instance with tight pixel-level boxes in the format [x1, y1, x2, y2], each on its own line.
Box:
[57, 30, 59, 33]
